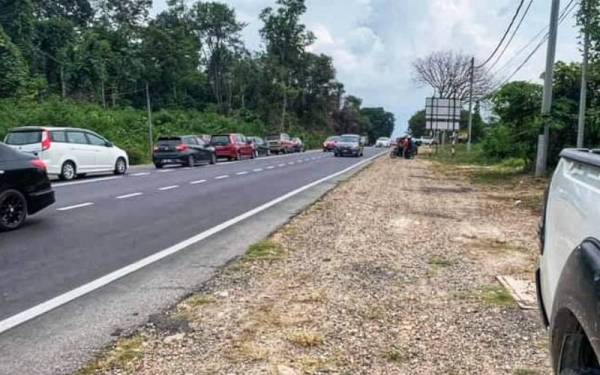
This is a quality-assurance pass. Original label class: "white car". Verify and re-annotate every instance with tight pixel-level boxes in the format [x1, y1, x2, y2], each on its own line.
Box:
[4, 126, 129, 181]
[375, 137, 391, 147]
[538, 149, 600, 374]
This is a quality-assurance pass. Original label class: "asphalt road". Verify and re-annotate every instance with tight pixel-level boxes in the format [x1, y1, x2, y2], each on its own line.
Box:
[0, 148, 382, 324]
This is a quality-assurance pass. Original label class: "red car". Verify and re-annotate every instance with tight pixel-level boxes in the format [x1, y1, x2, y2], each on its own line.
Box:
[266, 133, 295, 154]
[323, 136, 340, 152]
[210, 134, 255, 161]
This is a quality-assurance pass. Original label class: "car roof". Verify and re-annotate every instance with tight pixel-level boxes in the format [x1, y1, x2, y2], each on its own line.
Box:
[341, 134, 360, 137]
[9, 126, 89, 132]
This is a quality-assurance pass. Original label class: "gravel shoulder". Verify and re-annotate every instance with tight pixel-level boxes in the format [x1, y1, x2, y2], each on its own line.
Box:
[79, 156, 551, 375]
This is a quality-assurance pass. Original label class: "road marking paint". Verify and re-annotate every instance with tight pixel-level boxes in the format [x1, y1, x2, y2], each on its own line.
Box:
[297, 160, 303, 163]
[116, 192, 143, 200]
[236, 171, 248, 175]
[215, 175, 229, 180]
[53, 176, 122, 188]
[56, 202, 95, 211]
[288, 162, 295, 165]
[158, 185, 179, 191]
[266, 166, 275, 170]
[130, 172, 150, 177]
[158, 169, 174, 173]
[278, 163, 286, 167]
[0, 150, 385, 335]
[253, 168, 263, 172]
[190, 179, 207, 185]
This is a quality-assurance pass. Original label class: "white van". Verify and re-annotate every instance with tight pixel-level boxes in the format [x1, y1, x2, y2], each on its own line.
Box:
[4, 127, 129, 181]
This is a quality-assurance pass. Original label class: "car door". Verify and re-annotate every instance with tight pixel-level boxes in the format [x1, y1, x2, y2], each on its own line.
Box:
[66, 131, 96, 172]
[184, 136, 205, 163]
[85, 132, 113, 170]
[240, 135, 252, 156]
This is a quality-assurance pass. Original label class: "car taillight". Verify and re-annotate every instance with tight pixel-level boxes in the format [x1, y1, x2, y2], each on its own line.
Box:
[176, 144, 188, 152]
[41, 130, 51, 151]
[31, 159, 47, 172]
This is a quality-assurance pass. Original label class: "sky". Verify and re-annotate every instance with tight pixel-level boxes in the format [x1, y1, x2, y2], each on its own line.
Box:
[153, 0, 582, 136]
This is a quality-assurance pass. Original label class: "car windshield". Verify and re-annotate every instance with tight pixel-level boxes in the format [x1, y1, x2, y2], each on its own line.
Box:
[340, 135, 359, 143]
[211, 135, 230, 145]
[5, 130, 42, 145]
[157, 139, 181, 147]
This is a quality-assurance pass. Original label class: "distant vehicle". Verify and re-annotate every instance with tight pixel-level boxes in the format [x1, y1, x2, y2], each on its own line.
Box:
[415, 137, 436, 146]
[153, 135, 216, 168]
[375, 137, 391, 148]
[196, 134, 212, 144]
[247, 136, 270, 157]
[266, 133, 294, 154]
[210, 134, 255, 161]
[4, 126, 128, 181]
[334, 134, 364, 157]
[291, 137, 305, 153]
[323, 136, 340, 152]
[0, 143, 55, 231]
[537, 149, 600, 374]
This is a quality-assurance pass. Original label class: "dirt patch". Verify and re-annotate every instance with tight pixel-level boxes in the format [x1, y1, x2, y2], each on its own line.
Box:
[82, 157, 550, 374]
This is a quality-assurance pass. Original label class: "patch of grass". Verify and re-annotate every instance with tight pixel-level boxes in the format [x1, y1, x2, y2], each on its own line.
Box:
[478, 285, 515, 307]
[227, 341, 268, 363]
[288, 330, 324, 348]
[244, 240, 284, 262]
[514, 369, 541, 375]
[77, 335, 145, 375]
[428, 256, 456, 269]
[184, 294, 216, 308]
[384, 345, 409, 363]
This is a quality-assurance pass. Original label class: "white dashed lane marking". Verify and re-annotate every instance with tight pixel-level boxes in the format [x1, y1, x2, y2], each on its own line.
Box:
[215, 175, 229, 180]
[157, 169, 174, 173]
[116, 192, 143, 200]
[57, 202, 95, 211]
[278, 164, 286, 167]
[266, 166, 275, 170]
[236, 171, 248, 176]
[253, 168, 263, 172]
[158, 185, 179, 191]
[190, 180, 207, 185]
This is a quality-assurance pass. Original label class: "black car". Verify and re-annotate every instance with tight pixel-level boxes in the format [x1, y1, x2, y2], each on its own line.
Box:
[334, 134, 364, 157]
[0, 143, 55, 231]
[153, 136, 217, 168]
[247, 136, 270, 157]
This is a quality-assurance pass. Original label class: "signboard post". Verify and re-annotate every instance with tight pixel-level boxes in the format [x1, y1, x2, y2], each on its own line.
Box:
[425, 97, 462, 154]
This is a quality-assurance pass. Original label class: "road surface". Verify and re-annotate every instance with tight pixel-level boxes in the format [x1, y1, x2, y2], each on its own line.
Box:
[0, 148, 382, 326]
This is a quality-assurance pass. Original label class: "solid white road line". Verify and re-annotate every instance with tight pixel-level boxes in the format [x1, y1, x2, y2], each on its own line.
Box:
[116, 193, 143, 200]
[56, 202, 95, 211]
[130, 172, 151, 177]
[236, 171, 248, 176]
[215, 175, 229, 180]
[0, 150, 386, 335]
[158, 185, 179, 191]
[53, 176, 122, 188]
[190, 179, 207, 185]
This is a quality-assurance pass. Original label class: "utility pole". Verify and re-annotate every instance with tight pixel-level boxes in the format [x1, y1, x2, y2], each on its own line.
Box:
[578, 3, 590, 149]
[145, 82, 153, 158]
[535, 0, 560, 177]
[467, 57, 475, 152]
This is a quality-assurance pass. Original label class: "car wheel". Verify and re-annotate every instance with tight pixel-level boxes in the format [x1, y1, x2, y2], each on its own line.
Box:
[114, 158, 127, 175]
[210, 153, 217, 165]
[60, 161, 76, 181]
[187, 155, 195, 167]
[0, 189, 28, 231]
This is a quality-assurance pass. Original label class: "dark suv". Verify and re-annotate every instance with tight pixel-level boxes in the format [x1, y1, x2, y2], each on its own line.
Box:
[153, 136, 216, 168]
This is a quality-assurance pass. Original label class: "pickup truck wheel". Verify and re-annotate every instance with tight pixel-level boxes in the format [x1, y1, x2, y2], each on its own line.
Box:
[0, 190, 28, 231]
[60, 161, 76, 181]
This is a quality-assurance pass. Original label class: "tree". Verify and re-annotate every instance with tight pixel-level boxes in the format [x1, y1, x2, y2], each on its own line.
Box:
[33, 0, 94, 26]
[0, 24, 29, 98]
[361, 107, 395, 142]
[408, 110, 426, 138]
[191, 2, 245, 114]
[260, 0, 314, 130]
[0, 0, 35, 64]
[95, 0, 151, 28]
[412, 51, 492, 100]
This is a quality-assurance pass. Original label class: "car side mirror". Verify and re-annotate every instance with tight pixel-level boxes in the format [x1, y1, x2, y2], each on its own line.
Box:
[105, 141, 113, 147]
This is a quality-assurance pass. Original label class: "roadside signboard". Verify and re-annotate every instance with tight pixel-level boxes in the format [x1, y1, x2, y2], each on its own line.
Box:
[425, 97, 462, 131]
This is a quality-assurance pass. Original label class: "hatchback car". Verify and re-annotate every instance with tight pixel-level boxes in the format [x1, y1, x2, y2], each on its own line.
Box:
[210, 134, 255, 161]
[0, 143, 55, 231]
[247, 136, 270, 157]
[334, 134, 364, 157]
[153, 136, 216, 168]
[4, 126, 128, 181]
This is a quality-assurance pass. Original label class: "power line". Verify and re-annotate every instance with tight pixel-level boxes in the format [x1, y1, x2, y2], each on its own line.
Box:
[489, 0, 579, 92]
[486, 0, 535, 73]
[476, 0, 526, 68]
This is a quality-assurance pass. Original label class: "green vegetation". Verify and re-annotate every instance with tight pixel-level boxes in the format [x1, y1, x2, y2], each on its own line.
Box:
[244, 240, 285, 262]
[477, 285, 515, 307]
[77, 335, 144, 375]
[0, 0, 395, 158]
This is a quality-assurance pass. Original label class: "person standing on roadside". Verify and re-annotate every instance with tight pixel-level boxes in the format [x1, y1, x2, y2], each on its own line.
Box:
[404, 136, 411, 159]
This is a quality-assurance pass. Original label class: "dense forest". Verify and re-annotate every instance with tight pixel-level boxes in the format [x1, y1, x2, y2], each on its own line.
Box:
[0, 0, 395, 163]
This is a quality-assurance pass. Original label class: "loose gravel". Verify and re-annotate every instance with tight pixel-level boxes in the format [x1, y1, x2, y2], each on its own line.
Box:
[81, 157, 551, 375]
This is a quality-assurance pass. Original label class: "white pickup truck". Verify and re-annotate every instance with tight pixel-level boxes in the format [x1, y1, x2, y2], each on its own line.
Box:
[538, 149, 600, 374]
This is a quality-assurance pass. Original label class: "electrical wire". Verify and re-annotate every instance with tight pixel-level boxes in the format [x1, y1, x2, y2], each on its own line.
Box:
[476, 0, 526, 68]
[485, 0, 535, 73]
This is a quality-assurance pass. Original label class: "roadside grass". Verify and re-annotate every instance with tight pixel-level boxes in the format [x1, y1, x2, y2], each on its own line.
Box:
[454, 284, 516, 308]
[77, 335, 144, 375]
[287, 330, 324, 348]
[243, 240, 285, 262]
[428, 256, 457, 269]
